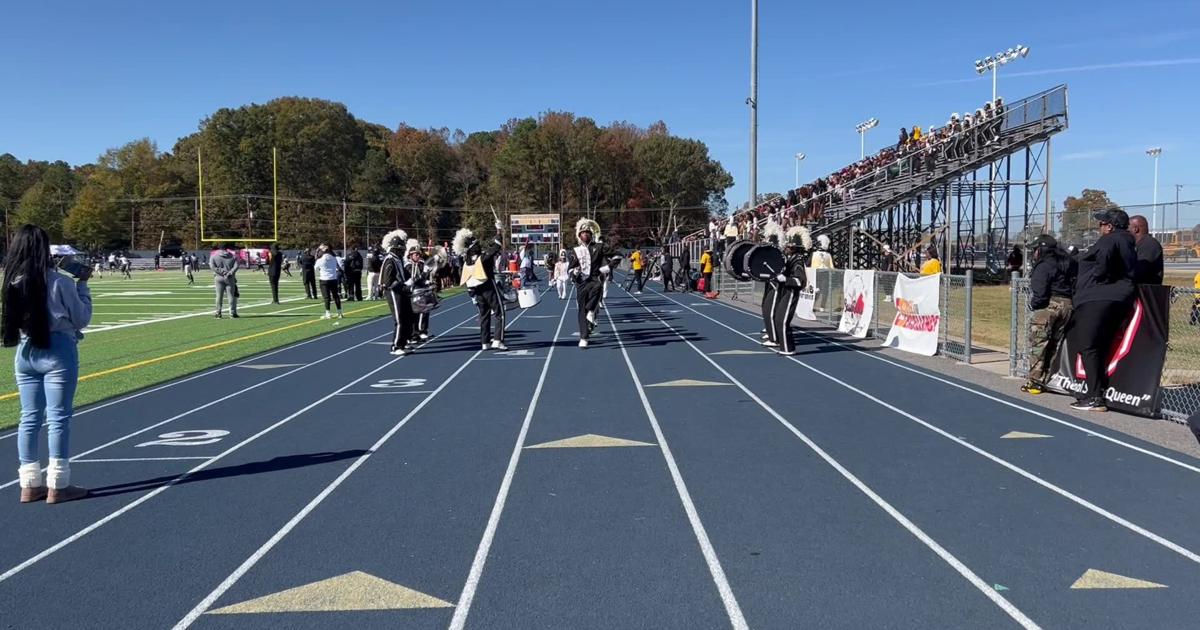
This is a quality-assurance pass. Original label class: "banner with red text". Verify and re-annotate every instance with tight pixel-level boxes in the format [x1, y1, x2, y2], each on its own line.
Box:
[837, 270, 875, 338]
[882, 273, 941, 356]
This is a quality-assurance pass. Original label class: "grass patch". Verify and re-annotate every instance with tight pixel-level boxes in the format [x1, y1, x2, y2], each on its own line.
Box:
[0, 271, 462, 431]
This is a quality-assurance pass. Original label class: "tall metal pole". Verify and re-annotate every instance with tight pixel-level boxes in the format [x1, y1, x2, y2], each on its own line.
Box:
[992, 65, 998, 102]
[342, 199, 348, 255]
[1152, 154, 1160, 234]
[860, 132, 865, 160]
[795, 156, 799, 189]
[1044, 137, 1052, 234]
[1176, 184, 1183, 236]
[748, 0, 758, 210]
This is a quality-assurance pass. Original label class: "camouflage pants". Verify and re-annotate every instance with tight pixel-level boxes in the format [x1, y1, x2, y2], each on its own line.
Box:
[1027, 297, 1072, 385]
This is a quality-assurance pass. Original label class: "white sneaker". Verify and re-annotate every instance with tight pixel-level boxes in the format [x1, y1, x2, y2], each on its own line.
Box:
[491, 341, 508, 351]
[482, 343, 490, 351]
[778, 350, 796, 356]
[390, 348, 407, 356]
[321, 312, 331, 319]
[634, 291, 642, 295]
[762, 341, 779, 347]
[419, 333, 429, 341]
[578, 339, 589, 348]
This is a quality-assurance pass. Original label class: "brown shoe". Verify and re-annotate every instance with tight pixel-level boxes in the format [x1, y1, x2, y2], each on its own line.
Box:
[46, 486, 88, 504]
[20, 486, 47, 503]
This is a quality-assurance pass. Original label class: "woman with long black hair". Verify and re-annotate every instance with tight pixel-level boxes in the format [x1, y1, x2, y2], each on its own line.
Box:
[3, 225, 91, 503]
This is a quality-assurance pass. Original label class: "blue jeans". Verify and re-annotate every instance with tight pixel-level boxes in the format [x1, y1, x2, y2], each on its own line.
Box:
[15, 332, 79, 464]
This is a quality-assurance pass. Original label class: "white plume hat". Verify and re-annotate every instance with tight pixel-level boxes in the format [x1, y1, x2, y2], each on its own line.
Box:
[382, 229, 408, 251]
[575, 217, 601, 239]
[452, 228, 476, 256]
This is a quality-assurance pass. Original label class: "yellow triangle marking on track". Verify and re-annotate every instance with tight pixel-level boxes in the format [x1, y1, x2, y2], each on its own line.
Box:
[1070, 569, 1167, 590]
[239, 363, 305, 370]
[645, 379, 731, 387]
[1001, 431, 1053, 439]
[207, 571, 454, 614]
[525, 434, 655, 449]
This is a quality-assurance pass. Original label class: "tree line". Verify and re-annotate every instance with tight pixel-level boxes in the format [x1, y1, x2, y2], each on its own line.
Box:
[0, 97, 733, 251]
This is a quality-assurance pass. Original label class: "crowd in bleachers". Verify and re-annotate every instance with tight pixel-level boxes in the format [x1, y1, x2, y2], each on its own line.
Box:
[689, 97, 1008, 245]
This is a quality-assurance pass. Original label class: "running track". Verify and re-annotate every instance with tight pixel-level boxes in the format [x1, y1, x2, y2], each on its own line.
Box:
[2, 280, 1199, 629]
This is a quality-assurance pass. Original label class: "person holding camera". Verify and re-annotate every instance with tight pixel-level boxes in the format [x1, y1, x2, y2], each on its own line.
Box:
[5, 225, 92, 504]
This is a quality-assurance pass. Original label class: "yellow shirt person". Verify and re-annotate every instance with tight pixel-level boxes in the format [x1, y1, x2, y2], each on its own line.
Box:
[700, 251, 713, 274]
[920, 258, 943, 276]
[631, 250, 643, 271]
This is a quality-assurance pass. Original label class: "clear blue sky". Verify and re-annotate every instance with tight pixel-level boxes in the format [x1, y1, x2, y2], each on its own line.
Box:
[2, 0, 1198, 223]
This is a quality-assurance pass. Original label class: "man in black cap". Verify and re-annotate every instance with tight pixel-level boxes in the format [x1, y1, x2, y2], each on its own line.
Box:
[1022, 234, 1075, 395]
[1128, 214, 1163, 285]
[1067, 209, 1137, 411]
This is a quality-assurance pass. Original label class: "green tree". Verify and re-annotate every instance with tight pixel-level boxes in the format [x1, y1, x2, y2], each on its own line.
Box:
[1060, 189, 1117, 247]
[634, 135, 732, 244]
[14, 161, 79, 240]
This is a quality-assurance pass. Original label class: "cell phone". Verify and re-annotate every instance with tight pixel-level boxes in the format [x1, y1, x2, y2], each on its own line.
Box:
[57, 256, 90, 279]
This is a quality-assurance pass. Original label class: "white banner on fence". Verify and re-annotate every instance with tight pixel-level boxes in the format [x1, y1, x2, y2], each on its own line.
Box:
[882, 273, 941, 356]
[837, 270, 875, 338]
[796, 267, 817, 321]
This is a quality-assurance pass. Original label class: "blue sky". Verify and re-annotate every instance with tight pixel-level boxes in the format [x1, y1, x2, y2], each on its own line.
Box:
[2, 0, 1198, 222]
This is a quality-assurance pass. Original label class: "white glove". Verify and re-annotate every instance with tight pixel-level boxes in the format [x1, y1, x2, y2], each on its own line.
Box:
[404, 279, 414, 288]
[571, 268, 581, 277]
[494, 220, 503, 230]
[600, 265, 611, 274]
[775, 274, 787, 283]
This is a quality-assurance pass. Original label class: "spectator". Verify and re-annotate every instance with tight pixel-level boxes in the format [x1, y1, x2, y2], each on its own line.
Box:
[911, 126, 922, 142]
[1128, 214, 1164, 284]
[315, 244, 344, 319]
[343, 246, 364, 301]
[661, 249, 676, 292]
[4, 224, 92, 504]
[1023, 235, 1075, 395]
[1067, 209, 1137, 412]
[267, 242, 284, 304]
[880, 244, 895, 272]
[1006, 245, 1024, 275]
[210, 243, 239, 318]
[898, 127, 909, 147]
[723, 220, 739, 248]
[366, 246, 383, 300]
[699, 247, 714, 293]
[920, 245, 942, 276]
[298, 248, 318, 299]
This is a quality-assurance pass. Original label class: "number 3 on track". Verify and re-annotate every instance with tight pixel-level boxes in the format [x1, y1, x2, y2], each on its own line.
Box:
[371, 378, 427, 389]
[136, 430, 230, 448]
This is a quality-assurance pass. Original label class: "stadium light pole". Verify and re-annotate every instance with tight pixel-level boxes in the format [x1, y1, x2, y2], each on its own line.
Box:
[974, 45, 1029, 101]
[794, 152, 806, 188]
[855, 118, 878, 160]
[748, 0, 758, 210]
[1147, 147, 1162, 233]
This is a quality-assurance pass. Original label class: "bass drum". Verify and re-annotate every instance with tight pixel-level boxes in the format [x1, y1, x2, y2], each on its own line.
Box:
[410, 287, 440, 314]
[744, 244, 784, 282]
[723, 240, 756, 278]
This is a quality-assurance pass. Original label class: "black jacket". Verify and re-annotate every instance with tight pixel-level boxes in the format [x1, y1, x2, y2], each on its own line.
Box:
[366, 250, 383, 273]
[568, 241, 621, 283]
[1029, 253, 1075, 310]
[380, 252, 410, 294]
[1073, 230, 1136, 306]
[1134, 235, 1164, 285]
[779, 252, 808, 291]
[268, 247, 283, 276]
[298, 253, 316, 272]
[343, 250, 364, 274]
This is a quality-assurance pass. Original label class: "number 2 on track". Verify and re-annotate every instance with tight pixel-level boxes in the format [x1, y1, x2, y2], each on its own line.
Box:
[371, 378, 427, 389]
[135, 430, 230, 448]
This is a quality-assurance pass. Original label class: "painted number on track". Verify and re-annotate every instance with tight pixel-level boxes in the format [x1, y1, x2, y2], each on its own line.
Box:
[495, 350, 535, 357]
[371, 378, 427, 389]
[136, 430, 230, 448]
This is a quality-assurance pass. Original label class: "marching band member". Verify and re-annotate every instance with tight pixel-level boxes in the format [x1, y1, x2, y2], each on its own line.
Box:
[771, 226, 812, 356]
[760, 220, 783, 347]
[568, 218, 621, 348]
[552, 249, 570, 299]
[407, 240, 444, 342]
[455, 221, 508, 351]
[379, 229, 414, 356]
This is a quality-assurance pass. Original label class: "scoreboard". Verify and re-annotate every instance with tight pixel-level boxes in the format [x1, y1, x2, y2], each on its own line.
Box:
[509, 214, 561, 244]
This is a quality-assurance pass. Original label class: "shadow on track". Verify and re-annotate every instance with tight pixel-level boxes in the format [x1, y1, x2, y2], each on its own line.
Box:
[86, 450, 369, 498]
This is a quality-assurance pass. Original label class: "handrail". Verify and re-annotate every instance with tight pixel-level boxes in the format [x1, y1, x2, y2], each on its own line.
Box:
[683, 84, 1068, 241]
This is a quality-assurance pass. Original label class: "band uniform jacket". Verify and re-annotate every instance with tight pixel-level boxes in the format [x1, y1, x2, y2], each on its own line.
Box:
[568, 241, 621, 284]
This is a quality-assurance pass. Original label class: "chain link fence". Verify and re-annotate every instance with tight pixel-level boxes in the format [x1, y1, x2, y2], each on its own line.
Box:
[725, 267, 974, 363]
[1010, 276, 1200, 422]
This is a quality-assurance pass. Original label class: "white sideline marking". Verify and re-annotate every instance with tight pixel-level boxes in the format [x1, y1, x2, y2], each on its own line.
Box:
[704, 294, 1200, 475]
[625, 289, 1039, 629]
[82, 296, 308, 332]
[654, 289, 1200, 567]
[0, 310, 483, 585]
[448, 291, 571, 630]
[172, 288, 552, 629]
[605, 300, 749, 629]
[73, 457, 212, 463]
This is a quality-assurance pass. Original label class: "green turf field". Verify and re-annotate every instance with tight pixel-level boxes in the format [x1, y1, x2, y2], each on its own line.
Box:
[0, 269, 459, 432]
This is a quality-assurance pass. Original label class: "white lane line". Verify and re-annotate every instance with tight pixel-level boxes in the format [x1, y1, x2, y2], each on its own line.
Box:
[703, 295, 1200, 475]
[0, 310, 483, 585]
[173, 288, 552, 629]
[625, 289, 1040, 628]
[0, 298, 465, 446]
[73, 457, 213, 463]
[448, 290, 571, 630]
[604, 298, 749, 629]
[0, 301, 471, 491]
[654, 290, 1200, 566]
[81, 296, 309, 333]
